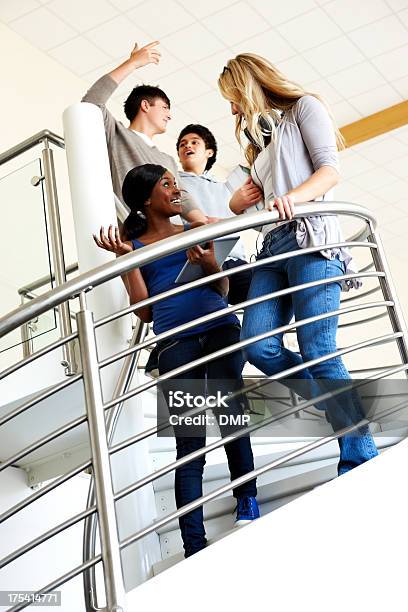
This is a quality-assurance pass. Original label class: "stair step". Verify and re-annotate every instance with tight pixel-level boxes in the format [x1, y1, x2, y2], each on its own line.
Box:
[154, 461, 337, 537]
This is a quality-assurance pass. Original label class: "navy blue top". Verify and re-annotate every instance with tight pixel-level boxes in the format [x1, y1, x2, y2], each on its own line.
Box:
[132, 228, 239, 338]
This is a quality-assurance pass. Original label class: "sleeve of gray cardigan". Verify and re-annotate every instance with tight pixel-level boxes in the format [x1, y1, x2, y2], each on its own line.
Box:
[295, 96, 339, 172]
[81, 74, 119, 142]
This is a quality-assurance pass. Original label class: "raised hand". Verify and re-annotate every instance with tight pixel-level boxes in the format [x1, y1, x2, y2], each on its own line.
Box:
[93, 225, 133, 256]
[130, 41, 161, 69]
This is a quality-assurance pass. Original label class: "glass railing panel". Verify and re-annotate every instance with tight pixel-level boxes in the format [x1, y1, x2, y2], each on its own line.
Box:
[0, 158, 56, 364]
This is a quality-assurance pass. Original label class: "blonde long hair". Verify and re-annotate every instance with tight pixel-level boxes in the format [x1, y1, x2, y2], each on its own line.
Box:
[218, 53, 345, 166]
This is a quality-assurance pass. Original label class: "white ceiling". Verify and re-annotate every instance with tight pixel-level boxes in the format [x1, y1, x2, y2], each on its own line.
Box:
[1, 0, 407, 305]
[1, 0, 407, 156]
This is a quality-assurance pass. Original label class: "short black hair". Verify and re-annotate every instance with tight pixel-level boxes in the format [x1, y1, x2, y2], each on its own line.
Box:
[124, 85, 170, 123]
[176, 124, 217, 171]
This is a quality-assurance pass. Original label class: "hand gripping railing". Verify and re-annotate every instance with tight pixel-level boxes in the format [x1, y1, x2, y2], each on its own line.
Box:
[1, 203, 408, 611]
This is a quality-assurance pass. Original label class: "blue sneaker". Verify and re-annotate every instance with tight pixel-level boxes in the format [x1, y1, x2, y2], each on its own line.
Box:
[235, 496, 260, 526]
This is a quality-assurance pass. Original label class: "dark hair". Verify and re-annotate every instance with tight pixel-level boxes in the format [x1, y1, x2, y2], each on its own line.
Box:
[176, 124, 217, 171]
[121, 164, 167, 239]
[124, 85, 171, 122]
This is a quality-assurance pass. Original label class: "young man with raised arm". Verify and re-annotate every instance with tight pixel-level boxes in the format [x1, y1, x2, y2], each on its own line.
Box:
[82, 41, 205, 223]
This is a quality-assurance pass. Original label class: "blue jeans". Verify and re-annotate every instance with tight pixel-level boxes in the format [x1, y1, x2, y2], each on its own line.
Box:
[241, 222, 378, 475]
[158, 324, 256, 557]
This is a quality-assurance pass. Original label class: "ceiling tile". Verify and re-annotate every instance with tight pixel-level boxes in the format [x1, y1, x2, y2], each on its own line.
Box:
[209, 116, 237, 145]
[165, 106, 195, 140]
[372, 44, 408, 81]
[9, 7, 76, 51]
[155, 68, 212, 104]
[186, 91, 230, 124]
[327, 62, 387, 97]
[348, 15, 408, 58]
[334, 181, 366, 202]
[192, 50, 237, 87]
[83, 61, 123, 91]
[350, 191, 387, 211]
[371, 203, 406, 226]
[393, 74, 408, 98]
[135, 45, 183, 81]
[303, 36, 365, 76]
[246, 0, 317, 27]
[48, 37, 112, 75]
[203, 2, 269, 46]
[393, 124, 408, 148]
[109, 0, 144, 10]
[376, 179, 408, 205]
[176, 0, 237, 20]
[216, 143, 244, 170]
[350, 167, 399, 190]
[338, 150, 376, 178]
[231, 29, 296, 63]
[162, 23, 224, 63]
[276, 56, 321, 84]
[358, 136, 408, 165]
[323, 0, 391, 31]
[47, 0, 118, 33]
[307, 79, 343, 104]
[397, 7, 408, 26]
[384, 155, 408, 179]
[385, 0, 408, 9]
[85, 16, 149, 60]
[348, 84, 403, 116]
[127, 0, 195, 38]
[331, 100, 362, 125]
[276, 8, 342, 52]
[0, 0, 40, 23]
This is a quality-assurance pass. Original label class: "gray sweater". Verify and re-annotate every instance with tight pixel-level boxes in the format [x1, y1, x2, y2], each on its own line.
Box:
[82, 74, 196, 214]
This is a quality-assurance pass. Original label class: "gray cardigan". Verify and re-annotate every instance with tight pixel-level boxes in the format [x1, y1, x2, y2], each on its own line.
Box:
[250, 95, 360, 290]
[82, 74, 196, 214]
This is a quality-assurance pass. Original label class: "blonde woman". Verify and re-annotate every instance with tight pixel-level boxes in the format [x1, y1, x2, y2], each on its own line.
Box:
[218, 54, 378, 475]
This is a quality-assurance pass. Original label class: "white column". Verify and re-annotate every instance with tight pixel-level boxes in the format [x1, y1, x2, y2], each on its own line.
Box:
[63, 103, 160, 590]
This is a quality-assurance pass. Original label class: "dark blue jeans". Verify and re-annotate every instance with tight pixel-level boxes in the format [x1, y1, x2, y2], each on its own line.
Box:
[158, 323, 256, 557]
[241, 222, 378, 475]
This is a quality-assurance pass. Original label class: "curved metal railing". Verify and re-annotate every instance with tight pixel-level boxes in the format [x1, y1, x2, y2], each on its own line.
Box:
[1, 203, 408, 611]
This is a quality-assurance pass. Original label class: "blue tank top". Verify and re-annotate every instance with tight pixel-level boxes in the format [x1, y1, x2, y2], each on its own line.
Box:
[132, 228, 239, 338]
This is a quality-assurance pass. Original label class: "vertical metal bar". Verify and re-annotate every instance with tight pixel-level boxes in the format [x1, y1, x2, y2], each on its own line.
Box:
[20, 295, 34, 358]
[76, 294, 126, 612]
[42, 138, 77, 375]
[82, 319, 148, 612]
[368, 223, 408, 369]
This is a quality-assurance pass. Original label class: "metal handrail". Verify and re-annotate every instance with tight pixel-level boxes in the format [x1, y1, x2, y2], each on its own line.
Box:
[0, 203, 377, 338]
[0, 130, 65, 166]
[99, 270, 384, 370]
[119, 394, 408, 554]
[2, 200, 408, 611]
[102, 300, 394, 412]
[109, 333, 403, 469]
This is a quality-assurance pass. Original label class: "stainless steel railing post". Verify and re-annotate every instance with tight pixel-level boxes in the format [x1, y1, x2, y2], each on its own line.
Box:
[367, 222, 408, 368]
[83, 319, 148, 612]
[42, 137, 77, 375]
[76, 292, 126, 612]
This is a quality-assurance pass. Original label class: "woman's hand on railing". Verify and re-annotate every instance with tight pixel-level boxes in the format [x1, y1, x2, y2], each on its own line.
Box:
[93, 226, 133, 256]
[266, 194, 295, 220]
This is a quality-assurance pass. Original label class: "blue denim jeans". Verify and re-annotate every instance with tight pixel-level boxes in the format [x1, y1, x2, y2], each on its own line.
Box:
[241, 222, 378, 475]
[158, 324, 256, 557]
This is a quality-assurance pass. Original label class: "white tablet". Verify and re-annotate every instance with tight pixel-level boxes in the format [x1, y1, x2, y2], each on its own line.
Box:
[174, 236, 239, 284]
